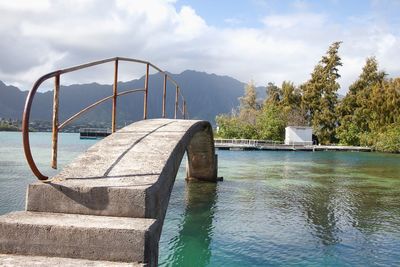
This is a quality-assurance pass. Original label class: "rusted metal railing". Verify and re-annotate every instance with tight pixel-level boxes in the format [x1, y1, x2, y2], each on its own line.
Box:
[22, 57, 188, 180]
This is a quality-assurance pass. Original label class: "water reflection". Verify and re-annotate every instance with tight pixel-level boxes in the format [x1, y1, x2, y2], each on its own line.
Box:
[301, 187, 341, 245]
[167, 182, 217, 267]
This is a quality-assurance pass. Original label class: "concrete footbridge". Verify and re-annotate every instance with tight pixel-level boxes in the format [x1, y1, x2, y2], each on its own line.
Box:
[0, 58, 219, 266]
[0, 119, 218, 266]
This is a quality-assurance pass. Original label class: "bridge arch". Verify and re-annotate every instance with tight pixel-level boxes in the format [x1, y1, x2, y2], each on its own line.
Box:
[23, 119, 217, 265]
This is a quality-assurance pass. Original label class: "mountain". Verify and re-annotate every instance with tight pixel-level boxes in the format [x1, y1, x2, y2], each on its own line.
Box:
[0, 70, 252, 126]
[0, 81, 27, 119]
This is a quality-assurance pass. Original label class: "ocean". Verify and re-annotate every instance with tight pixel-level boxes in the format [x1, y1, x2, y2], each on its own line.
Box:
[1, 132, 400, 266]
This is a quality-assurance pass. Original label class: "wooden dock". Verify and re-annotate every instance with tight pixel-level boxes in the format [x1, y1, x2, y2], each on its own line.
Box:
[79, 128, 112, 139]
[214, 139, 372, 152]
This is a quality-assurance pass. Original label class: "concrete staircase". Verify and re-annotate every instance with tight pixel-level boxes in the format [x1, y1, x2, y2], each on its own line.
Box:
[0, 253, 141, 266]
[0, 211, 156, 265]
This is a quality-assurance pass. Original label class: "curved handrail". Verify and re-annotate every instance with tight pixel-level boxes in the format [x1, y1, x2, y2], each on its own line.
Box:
[22, 57, 187, 180]
[22, 72, 60, 180]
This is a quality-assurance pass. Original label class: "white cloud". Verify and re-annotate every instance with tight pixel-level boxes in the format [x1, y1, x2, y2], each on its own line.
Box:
[262, 13, 326, 29]
[174, 6, 207, 39]
[0, 0, 399, 95]
[0, 0, 50, 12]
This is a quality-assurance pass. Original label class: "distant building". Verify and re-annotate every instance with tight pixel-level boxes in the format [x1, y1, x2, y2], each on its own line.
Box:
[285, 126, 312, 145]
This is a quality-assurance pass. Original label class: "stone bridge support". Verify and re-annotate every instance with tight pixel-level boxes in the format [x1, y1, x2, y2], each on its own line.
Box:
[186, 128, 217, 181]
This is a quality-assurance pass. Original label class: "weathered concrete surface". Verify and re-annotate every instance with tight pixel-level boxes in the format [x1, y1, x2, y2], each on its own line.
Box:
[26, 119, 217, 220]
[0, 254, 143, 267]
[0, 211, 156, 263]
[0, 119, 217, 266]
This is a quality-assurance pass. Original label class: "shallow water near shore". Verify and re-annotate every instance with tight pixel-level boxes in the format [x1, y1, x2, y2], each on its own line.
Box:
[1, 132, 400, 266]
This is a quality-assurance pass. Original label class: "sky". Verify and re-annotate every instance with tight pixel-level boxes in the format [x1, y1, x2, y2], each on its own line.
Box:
[0, 0, 399, 94]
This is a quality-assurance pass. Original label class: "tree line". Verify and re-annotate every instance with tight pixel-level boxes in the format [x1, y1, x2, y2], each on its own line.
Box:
[216, 42, 400, 152]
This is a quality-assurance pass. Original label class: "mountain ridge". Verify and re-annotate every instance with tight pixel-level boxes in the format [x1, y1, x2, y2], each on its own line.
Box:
[0, 70, 264, 126]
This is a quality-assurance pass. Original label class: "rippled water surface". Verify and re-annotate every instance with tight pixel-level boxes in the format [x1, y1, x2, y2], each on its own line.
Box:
[0, 132, 96, 214]
[159, 151, 400, 266]
[1, 132, 400, 266]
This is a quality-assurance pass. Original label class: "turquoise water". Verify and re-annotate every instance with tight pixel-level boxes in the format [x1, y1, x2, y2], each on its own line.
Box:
[0, 132, 96, 214]
[1, 132, 400, 266]
[159, 151, 400, 266]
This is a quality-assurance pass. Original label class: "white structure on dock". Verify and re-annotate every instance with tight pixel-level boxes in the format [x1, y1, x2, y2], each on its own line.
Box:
[285, 126, 312, 145]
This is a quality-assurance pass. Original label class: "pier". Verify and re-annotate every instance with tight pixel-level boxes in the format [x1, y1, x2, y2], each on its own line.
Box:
[214, 139, 372, 152]
[79, 128, 112, 139]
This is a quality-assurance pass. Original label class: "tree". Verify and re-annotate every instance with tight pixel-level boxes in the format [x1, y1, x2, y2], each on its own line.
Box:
[373, 121, 400, 153]
[281, 81, 298, 108]
[337, 57, 386, 145]
[214, 42, 399, 151]
[280, 81, 306, 126]
[337, 56, 399, 150]
[301, 41, 342, 144]
[239, 80, 259, 126]
[301, 64, 323, 123]
[216, 114, 257, 139]
[215, 81, 260, 139]
[264, 82, 281, 106]
[240, 80, 258, 111]
[369, 78, 400, 129]
[255, 104, 286, 140]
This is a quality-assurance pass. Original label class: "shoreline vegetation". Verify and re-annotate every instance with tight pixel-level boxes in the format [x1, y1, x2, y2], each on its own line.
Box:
[0, 125, 19, 131]
[0, 119, 20, 131]
[215, 42, 400, 153]
[0, 119, 113, 133]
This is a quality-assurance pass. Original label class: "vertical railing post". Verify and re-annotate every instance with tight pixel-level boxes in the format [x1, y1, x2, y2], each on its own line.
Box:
[143, 63, 149, 120]
[183, 100, 186, 119]
[112, 59, 119, 133]
[51, 74, 60, 169]
[162, 74, 167, 118]
[174, 86, 179, 119]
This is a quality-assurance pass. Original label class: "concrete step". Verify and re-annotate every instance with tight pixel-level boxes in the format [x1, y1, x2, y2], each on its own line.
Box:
[0, 253, 144, 267]
[0, 211, 158, 264]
